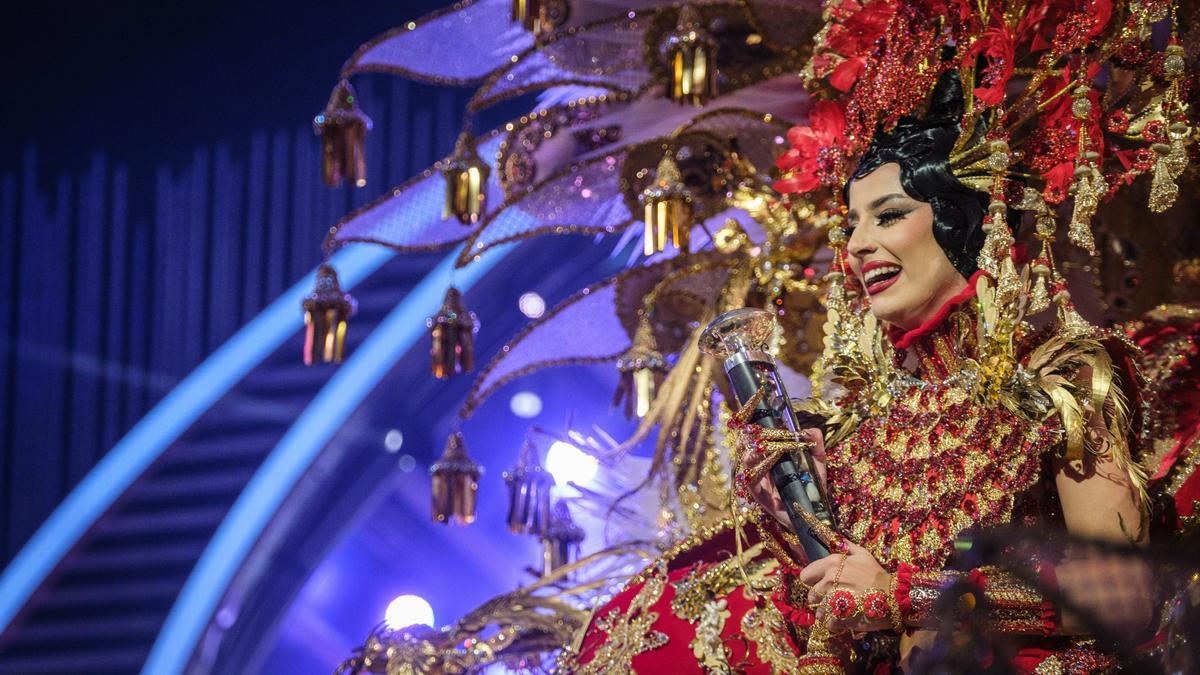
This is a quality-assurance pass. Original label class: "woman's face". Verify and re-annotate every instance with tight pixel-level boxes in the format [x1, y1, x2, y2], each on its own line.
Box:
[845, 163, 967, 331]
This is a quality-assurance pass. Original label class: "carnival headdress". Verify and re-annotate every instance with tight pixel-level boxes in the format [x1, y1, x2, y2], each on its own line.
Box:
[777, 0, 1196, 398]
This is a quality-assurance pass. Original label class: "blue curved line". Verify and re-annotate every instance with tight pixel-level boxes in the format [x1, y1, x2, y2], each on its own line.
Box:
[142, 242, 513, 675]
[0, 244, 395, 634]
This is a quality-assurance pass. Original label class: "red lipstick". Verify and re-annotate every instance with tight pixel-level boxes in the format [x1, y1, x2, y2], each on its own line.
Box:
[859, 260, 902, 296]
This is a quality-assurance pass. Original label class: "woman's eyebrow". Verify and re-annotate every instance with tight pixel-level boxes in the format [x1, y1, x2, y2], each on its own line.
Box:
[868, 193, 908, 210]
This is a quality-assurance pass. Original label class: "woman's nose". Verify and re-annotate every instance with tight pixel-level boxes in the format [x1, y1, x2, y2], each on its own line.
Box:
[847, 225, 874, 259]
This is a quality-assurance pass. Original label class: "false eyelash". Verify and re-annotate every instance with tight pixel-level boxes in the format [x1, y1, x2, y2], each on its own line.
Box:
[876, 209, 910, 225]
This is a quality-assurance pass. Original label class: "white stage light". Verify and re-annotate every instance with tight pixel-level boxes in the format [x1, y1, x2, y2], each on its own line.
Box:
[545, 441, 598, 486]
[385, 594, 434, 630]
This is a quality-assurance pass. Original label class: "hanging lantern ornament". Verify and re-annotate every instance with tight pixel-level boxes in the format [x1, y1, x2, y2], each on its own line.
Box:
[443, 131, 491, 225]
[639, 154, 694, 256]
[511, 0, 540, 29]
[427, 287, 478, 379]
[313, 79, 373, 188]
[302, 264, 357, 365]
[511, 0, 567, 36]
[503, 438, 555, 535]
[662, 5, 718, 107]
[613, 315, 667, 419]
[430, 432, 483, 525]
[541, 500, 585, 576]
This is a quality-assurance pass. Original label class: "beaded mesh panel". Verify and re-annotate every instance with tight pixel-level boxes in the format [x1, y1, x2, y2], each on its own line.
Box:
[681, 109, 792, 177]
[497, 97, 628, 200]
[327, 135, 505, 252]
[470, 17, 651, 112]
[459, 149, 633, 262]
[343, 0, 532, 85]
[743, 0, 825, 53]
[650, 265, 731, 345]
[463, 279, 628, 415]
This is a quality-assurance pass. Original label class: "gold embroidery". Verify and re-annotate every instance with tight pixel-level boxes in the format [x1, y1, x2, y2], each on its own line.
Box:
[574, 563, 670, 674]
[671, 543, 779, 673]
[691, 599, 733, 674]
[740, 588, 802, 675]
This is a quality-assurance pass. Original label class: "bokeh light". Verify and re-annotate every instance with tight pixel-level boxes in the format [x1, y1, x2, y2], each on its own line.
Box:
[384, 429, 404, 452]
[509, 391, 543, 418]
[518, 292, 546, 318]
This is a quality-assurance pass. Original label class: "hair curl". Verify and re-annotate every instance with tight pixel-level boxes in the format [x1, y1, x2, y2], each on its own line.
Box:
[846, 72, 989, 277]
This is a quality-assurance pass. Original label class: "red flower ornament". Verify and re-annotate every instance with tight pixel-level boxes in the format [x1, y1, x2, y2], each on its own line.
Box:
[773, 101, 850, 195]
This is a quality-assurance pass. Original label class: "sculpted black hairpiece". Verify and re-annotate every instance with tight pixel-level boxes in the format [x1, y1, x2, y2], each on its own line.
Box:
[848, 72, 989, 278]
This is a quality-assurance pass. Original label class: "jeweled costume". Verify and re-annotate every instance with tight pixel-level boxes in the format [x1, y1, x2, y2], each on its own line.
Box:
[563, 262, 1158, 672]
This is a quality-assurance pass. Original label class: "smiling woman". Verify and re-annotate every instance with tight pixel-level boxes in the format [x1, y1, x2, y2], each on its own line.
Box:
[726, 71, 1155, 671]
[844, 164, 968, 331]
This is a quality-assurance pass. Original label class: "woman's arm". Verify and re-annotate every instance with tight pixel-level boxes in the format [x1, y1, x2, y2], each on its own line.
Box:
[1050, 377, 1153, 634]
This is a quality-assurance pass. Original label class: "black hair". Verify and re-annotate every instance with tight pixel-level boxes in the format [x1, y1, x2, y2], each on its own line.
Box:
[846, 71, 988, 277]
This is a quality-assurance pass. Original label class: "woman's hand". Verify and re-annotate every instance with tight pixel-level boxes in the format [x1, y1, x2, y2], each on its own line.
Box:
[740, 427, 827, 531]
[800, 541, 894, 633]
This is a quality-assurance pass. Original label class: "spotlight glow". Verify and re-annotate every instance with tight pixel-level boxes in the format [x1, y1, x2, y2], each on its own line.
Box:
[545, 441, 598, 486]
[385, 594, 434, 630]
[518, 292, 546, 318]
[509, 391, 543, 418]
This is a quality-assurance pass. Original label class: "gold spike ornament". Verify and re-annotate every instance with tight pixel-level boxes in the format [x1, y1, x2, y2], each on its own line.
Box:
[443, 131, 491, 225]
[639, 155, 694, 255]
[313, 80, 372, 188]
[302, 264, 357, 365]
[430, 432, 483, 525]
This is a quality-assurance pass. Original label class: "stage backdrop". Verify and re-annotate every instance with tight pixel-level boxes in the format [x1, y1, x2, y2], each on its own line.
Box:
[0, 77, 471, 566]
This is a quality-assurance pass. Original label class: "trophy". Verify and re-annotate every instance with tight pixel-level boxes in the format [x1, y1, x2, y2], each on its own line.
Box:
[700, 307, 836, 561]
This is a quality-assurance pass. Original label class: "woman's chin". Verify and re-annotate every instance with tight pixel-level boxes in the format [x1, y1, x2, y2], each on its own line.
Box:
[868, 301, 907, 329]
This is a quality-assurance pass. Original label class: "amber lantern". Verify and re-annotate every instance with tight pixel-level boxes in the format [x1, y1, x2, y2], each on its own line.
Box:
[443, 131, 491, 225]
[663, 5, 718, 107]
[541, 501, 584, 576]
[430, 432, 483, 525]
[512, 0, 534, 27]
[427, 287, 478, 379]
[512, 0, 568, 38]
[613, 316, 667, 419]
[313, 79, 373, 188]
[503, 438, 555, 535]
[302, 264, 357, 365]
[639, 155, 694, 255]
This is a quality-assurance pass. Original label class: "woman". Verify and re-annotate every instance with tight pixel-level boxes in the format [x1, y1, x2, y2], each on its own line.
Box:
[736, 74, 1154, 672]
